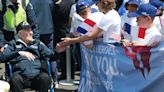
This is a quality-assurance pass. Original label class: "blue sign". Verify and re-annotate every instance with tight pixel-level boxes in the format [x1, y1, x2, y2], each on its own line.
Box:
[78, 41, 164, 92]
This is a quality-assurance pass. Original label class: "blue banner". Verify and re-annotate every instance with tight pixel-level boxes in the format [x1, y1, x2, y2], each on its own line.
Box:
[78, 41, 164, 92]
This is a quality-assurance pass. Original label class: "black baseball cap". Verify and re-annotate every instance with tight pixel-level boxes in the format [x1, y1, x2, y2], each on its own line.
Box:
[16, 21, 32, 32]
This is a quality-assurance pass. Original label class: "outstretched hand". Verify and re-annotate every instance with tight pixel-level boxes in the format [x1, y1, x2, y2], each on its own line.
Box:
[55, 43, 67, 53]
[55, 37, 73, 53]
[60, 37, 73, 47]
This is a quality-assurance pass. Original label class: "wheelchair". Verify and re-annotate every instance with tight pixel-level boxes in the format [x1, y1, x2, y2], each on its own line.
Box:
[2, 60, 55, 92]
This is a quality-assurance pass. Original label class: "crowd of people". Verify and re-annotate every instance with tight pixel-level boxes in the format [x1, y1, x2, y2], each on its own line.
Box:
[0, 0, 163, 92]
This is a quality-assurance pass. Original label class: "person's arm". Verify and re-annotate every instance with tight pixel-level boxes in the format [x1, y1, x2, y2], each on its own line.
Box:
[0, 11, 5, 48]
[25, 2, 40, 39]
[38, 41, 57, 60]
[0, 41, 36, 62]
[148, 35, 162, 47]
[60, 27, 102, 46]
[39, 40, 67, 60]
[0, 41, 19, 62]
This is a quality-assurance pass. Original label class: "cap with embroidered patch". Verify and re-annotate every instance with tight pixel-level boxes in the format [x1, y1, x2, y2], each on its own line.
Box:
[128, 4, 158, 17]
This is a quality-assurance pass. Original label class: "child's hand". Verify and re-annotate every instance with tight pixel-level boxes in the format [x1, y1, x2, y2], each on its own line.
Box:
[131, 41, 143, 46]
[150, 41, 159, 48]
[122, 39, 132, 46]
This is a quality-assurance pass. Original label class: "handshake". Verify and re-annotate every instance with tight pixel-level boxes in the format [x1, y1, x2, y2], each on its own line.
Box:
[55, 37, 73, 53]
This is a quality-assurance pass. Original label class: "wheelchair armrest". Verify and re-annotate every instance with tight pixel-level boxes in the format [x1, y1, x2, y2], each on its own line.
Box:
[46, 61, 51, 76]
[5, 62, 13, 79]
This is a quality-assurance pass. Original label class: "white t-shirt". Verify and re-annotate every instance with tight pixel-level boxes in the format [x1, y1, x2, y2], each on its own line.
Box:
[131, 25, 162, 46]
[121, 14, 137, 29]
[70, 13, 85, 36]
[154, 16, 162, 32]
[158, 14, 164, 40]
[69, 4, 76, 18]
[121, 14, 137, 41]
[77, 12, 104, 45]
[97, 9, 121, 43]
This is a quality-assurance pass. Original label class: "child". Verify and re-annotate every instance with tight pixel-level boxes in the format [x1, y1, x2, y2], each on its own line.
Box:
[58, 0, 121, 47]
[121, 0, 141, 43]
[150, 0, 164, 39]
[123, 4, 162, 78]
[69, 1, 104, 74]
[70, 1, 104, 48]
[123, 3, 162, 47]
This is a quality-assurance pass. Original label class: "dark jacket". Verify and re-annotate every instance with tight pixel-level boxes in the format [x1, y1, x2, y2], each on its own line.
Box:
[30, 0, 55, 35]
[53, 0, 75, 44]
[0, 1, 39, 48]
[0, 38, 55, 77]
[53, 0, 75, 34]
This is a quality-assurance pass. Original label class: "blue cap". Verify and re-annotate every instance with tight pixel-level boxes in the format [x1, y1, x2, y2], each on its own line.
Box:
[127, 0, 141, 6]
[128, 4, 158, 17]
[76, 1, 90, 13]
[149, 0, 164, 9]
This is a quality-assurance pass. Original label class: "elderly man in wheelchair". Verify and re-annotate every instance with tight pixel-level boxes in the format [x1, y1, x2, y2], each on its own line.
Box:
[0, 22, 65, 92]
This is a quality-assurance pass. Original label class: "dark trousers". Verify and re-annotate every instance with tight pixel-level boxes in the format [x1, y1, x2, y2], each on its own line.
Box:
[40, 33, 58, 81]
[9, 72, 51, 92]
[71, 43, 81, 70]
[54, 31, 75, 79]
